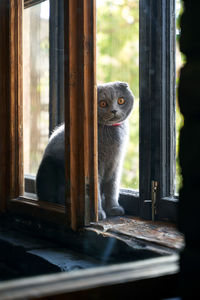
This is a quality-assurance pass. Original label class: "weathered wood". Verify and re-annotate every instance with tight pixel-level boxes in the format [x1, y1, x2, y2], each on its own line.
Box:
[9, 0, 24, 198]
[0, 0, 10, 212]
[0, 0, 23, 212]
[1, 0, 97, 229]
[8, 198, 66, 225]
[64, 0, 98, 229]
[91, 216, 184, 251]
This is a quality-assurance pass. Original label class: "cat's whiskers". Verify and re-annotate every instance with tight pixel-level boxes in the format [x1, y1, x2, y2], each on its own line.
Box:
[101, 115, 113, 127]
[103, 112, 114, 122]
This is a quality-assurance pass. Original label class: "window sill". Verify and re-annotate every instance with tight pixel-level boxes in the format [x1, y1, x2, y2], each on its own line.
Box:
[89, 216, 184, 255]
[0, 217, 181, 281]
[0, 214, 180, 299]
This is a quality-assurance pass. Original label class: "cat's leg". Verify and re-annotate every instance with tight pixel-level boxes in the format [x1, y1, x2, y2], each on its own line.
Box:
[57, 166, 65, 205]
[98, 180, 106, 220]
[103, 178, 125, 216]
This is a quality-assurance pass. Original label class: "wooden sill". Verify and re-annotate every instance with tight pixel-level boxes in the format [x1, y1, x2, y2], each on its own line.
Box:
[89, 216, 184, 254]
[0, 215, 181, 299]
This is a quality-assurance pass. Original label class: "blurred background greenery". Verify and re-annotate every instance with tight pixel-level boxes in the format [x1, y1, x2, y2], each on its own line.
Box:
[97, 0, 140, 189]
[97, 0, 183, 192]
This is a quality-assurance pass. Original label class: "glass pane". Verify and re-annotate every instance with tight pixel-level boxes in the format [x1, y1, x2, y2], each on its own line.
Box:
[23, 0, 50, 176]
[97, 0, 139, 190]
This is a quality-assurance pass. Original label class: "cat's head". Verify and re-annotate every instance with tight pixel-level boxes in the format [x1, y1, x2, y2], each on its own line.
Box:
[97, 81, 134, 126]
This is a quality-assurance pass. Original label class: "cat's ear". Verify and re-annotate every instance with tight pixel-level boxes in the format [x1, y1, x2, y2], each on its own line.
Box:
[117, 81, 129, 89]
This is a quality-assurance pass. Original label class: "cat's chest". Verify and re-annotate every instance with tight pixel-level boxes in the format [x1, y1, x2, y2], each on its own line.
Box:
[98, 124, 127, 152]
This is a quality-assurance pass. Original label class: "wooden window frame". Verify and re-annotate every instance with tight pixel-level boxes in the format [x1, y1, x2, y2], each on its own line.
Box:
[0, 0, 98, 230]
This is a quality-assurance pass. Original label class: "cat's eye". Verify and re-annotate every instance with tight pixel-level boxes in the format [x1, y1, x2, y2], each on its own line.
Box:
[118, 97, 125, 105]
[99, 100, 108, 108]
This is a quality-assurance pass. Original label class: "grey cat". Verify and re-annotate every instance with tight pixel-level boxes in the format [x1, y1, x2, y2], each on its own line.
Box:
[36, 81, 134, 220]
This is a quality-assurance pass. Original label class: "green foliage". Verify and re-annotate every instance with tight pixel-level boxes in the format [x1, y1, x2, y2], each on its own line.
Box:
[97, 0, 139, 97]
[97, 0, 183, 192]
[97, 0, 139, 189]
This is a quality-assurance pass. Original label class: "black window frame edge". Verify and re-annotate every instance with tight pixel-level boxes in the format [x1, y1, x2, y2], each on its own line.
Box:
[139, 0, 177, 222]
[49, 0, 65, 133]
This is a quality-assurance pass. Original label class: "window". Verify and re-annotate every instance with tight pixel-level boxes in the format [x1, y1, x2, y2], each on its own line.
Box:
[0, 0, 183, 296]
[97, 0, 178, 222]
[139, 0, 177, 221]
[23, 0, 50, 187]
[23, 0, 66, 194]
[97, 0, 139, 190]
[0, 0, 180, 230]
[0, 0, 98, 230]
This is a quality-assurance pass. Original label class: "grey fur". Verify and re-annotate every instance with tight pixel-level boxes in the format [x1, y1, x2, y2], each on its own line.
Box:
[36, 81, 134, 219]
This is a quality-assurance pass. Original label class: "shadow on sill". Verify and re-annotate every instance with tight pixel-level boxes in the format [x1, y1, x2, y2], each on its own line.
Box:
[0, 214, 183, 282]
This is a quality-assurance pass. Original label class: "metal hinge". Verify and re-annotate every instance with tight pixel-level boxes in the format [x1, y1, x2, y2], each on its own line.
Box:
[144, 180, 158, 221]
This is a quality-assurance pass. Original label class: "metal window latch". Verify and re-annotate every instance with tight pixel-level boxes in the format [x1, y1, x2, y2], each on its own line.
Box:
[151, 180, 158, 222]
[144, 180, 158, 221]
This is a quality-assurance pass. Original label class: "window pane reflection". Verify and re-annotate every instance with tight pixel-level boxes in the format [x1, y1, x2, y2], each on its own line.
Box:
[23, 0, 50, 175]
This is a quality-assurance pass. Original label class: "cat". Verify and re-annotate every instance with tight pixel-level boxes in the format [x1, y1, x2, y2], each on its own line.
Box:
[36, 81, 134, 220]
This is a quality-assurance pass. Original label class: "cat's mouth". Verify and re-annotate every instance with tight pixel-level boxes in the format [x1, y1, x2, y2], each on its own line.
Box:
[104, 117, 122, 126]
[99, 112, 125, 126]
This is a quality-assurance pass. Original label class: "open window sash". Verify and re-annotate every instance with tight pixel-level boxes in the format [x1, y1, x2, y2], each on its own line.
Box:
[0, 0, 98, 230]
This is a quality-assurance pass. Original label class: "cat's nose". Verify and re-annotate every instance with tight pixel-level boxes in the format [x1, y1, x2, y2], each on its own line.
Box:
[111, 110, 117, 115]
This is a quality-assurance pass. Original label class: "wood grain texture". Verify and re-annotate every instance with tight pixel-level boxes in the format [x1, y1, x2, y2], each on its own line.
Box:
[91, 216, 184, 251]
[0, 0, 67, 226]
[9, 0, 24, 198]
[1, 0, 97, 229]
[64, 0, 98, 229]
[0, 0, 23, 211]
[8, 198, 66, 225]
[0, 0, 10, 212]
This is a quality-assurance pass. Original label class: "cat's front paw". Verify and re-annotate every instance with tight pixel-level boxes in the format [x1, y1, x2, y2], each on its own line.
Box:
[106, 205, 125, 217]
[98, 209, 106, 220]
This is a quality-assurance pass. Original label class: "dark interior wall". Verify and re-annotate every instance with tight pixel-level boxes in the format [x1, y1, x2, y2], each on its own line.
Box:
[178, 0, 200, 298]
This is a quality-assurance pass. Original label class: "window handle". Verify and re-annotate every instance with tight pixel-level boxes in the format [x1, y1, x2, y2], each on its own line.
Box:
[144, 180, 158, 221]
[151, 180, 158, 221]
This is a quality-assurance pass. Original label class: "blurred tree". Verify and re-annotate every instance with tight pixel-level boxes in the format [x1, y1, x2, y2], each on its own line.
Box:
[97, 0, 139, 189]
